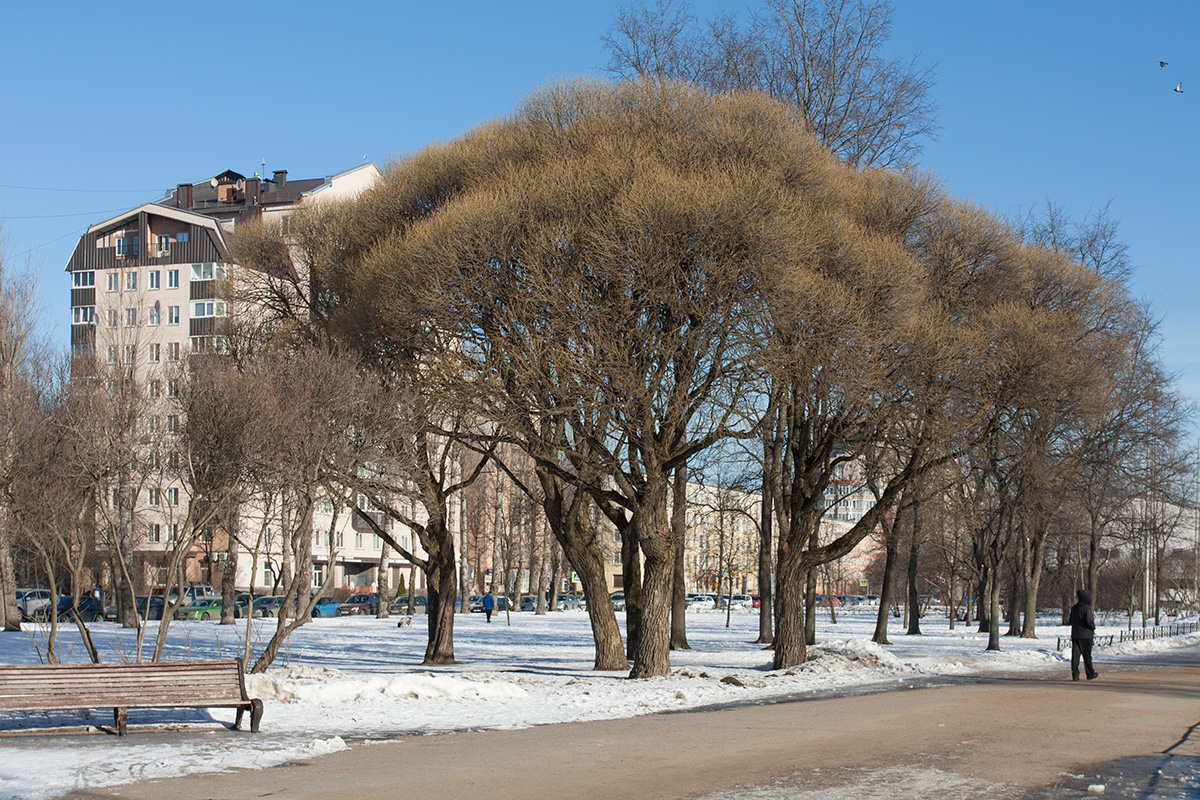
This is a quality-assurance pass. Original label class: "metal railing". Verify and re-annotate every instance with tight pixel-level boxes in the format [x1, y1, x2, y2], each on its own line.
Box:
[1057, 620, 1200, 652]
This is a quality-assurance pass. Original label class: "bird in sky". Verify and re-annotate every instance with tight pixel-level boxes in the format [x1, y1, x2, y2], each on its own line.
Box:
[1175, 82, 1183, 93]
[1160, 61, 1169, 69]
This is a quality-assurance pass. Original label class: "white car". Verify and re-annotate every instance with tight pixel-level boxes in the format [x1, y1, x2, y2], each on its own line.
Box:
[687, 594, 716, 609]
[15, 588, 53, 620]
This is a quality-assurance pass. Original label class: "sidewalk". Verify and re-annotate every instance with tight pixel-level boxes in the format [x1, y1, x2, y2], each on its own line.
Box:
[61, 661, 1200, 800]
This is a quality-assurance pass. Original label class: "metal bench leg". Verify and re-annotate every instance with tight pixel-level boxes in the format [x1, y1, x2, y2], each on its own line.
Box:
[234, 705, 245, 730]
[114, 707, 128, 737]
[250, 698, 263, 733]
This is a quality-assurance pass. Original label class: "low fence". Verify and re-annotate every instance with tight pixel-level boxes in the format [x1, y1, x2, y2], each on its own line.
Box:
[1056, 620, 1200, 652]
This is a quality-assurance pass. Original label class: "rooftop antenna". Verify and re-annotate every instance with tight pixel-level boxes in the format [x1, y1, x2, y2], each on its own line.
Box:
[261, 158, 267, 181]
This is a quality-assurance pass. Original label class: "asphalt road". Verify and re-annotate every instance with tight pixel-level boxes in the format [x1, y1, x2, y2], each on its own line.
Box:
[61, 656, 1200, 800]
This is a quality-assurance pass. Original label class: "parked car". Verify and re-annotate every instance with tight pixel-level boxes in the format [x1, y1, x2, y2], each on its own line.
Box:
[36, 595, 105, 622]
[751, 595, 761, 609]
[467, 595, 509, 613]
[728, 594, 754, 609]
[255, 595, 289, 617]
[310, 596, 342, 617]
[555, 594, 581, 611]
[175, 597, 223, 621]
[14, 588, 52, 621]
[610, 592, 626, 611]
[337, 593, 380, 616]
[687, 594, 715, 609]
[151, 584, 216, 604]
[518, 595, 539, 612]
[232, 593, 269, 618]
[135, 595, 165, 621]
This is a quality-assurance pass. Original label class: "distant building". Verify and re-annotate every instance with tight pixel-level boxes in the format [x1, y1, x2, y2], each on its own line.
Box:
[63, 163, 428, 595]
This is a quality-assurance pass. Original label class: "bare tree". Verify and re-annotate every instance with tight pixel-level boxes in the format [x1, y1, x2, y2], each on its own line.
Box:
[603, 0, 939, 167]
[0, 231, 50, 631]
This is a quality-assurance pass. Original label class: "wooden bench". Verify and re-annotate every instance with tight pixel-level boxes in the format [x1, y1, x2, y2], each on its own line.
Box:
[0, 659, 263, 736]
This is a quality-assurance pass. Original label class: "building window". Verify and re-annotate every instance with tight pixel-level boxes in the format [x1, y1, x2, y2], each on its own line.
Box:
[167, 451, 179, 470]
[178, 232, 189, 243]
[148, 343, 160, 363]
[168, 342, 180, 361]
[167, 415, 179, 433]
[336, 531, 344, 548]
[148, 523, 161, 543]
[72, 306, 95, 325]
[167, 487, 179, 507]
[149, 270, 160, 290]
[191, 262, 227, 282]
[107, 309, 118, 328]
[116, 237, 128, 257]
[166, 379, 179, 397]
[107, 272, 119, 292]
[170, 523, 180, 544]
[106, 345, 117, 364]
[148, 415, 159, 434]
[168, 269, 180, 289]
[373, 534, 381, 551]
[125, 308, 137, 327]
[148, 305, 160, 326]
[192, 300, 227, 318]
[148, 380, 160, 399]
[167, 305, 180, 325]
[123, 345, 134, 364]
[355, 532, 364, 550]
[148, 488, 160, 507]
[156, 235, 170, 255]
[72, 271, 95, 288]
[125, 271, 137, 291]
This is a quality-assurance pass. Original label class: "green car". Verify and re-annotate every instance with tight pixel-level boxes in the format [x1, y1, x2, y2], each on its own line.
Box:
[174, 597, 222, 621]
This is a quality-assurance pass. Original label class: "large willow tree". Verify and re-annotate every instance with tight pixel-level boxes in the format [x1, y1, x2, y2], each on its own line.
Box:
[240, 78, 1137, 676]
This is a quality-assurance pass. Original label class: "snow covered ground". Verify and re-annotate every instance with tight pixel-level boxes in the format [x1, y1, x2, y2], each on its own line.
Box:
[1, 605, 1196, 800]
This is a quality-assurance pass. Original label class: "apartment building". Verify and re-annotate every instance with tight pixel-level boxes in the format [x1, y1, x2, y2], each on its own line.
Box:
[64, 163, 426, 595]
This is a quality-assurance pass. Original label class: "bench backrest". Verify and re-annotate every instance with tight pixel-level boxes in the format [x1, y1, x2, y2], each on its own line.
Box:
[0, 660, 250, 712]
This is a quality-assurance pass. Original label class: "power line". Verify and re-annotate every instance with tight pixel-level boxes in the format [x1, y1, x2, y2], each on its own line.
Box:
[3, 207, 134, 220]
[0, 183, 159, 194]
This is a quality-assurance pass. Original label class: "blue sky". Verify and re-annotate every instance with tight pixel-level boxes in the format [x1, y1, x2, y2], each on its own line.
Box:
[2, 2, 1197, 410]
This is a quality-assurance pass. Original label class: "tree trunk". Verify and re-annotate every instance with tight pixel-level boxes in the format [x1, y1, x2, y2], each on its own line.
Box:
[219, 505, 239, 625]
[422, 520, 458, 665]
[772, 542, 807, 670]
[0, 536, 20, 631]
[1020, 525, 1047, 638]
[757, 457, 774, 644]
[670, 462, 690, 650]
[873, 529, 901, 645]
[905, 494, 922, 635]
[628, 483, 673, 679]
[804, 569, 817, 645]
[621, 525, 643, 662]
[376, 543, 391, 619]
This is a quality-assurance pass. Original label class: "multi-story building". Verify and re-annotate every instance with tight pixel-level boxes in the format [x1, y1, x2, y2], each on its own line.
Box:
[64, 163, 431, 596]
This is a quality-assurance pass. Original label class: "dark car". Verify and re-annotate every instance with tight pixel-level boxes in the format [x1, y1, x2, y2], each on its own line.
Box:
[337, 592, 380, 616]
[468, 595, 511, 612]
[519, 595, 539, 612]
[255, 595, 288, 617]
[38, 595, 106, 622]
[232, 593, 269, 618]
[135, 595, 165, 621]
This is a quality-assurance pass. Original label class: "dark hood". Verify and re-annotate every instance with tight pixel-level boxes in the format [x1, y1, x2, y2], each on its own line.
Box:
[1077, 589, 1092, 605]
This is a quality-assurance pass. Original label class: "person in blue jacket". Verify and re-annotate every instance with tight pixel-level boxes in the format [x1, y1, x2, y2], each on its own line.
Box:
[482, 591, 495, 623]
[1070, 589, 1098, 681]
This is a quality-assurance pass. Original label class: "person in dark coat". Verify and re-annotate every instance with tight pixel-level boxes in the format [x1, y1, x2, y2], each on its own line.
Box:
[482, 591, 495, 623]
[1069, 588, 1098, 681]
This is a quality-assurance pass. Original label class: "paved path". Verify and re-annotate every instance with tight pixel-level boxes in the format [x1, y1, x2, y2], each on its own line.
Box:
[64, 661, 1200, 800]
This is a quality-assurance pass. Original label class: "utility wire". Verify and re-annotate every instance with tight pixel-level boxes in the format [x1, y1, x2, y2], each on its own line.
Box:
[0, 183, 159, 193]
[3, 207, 137, 220]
